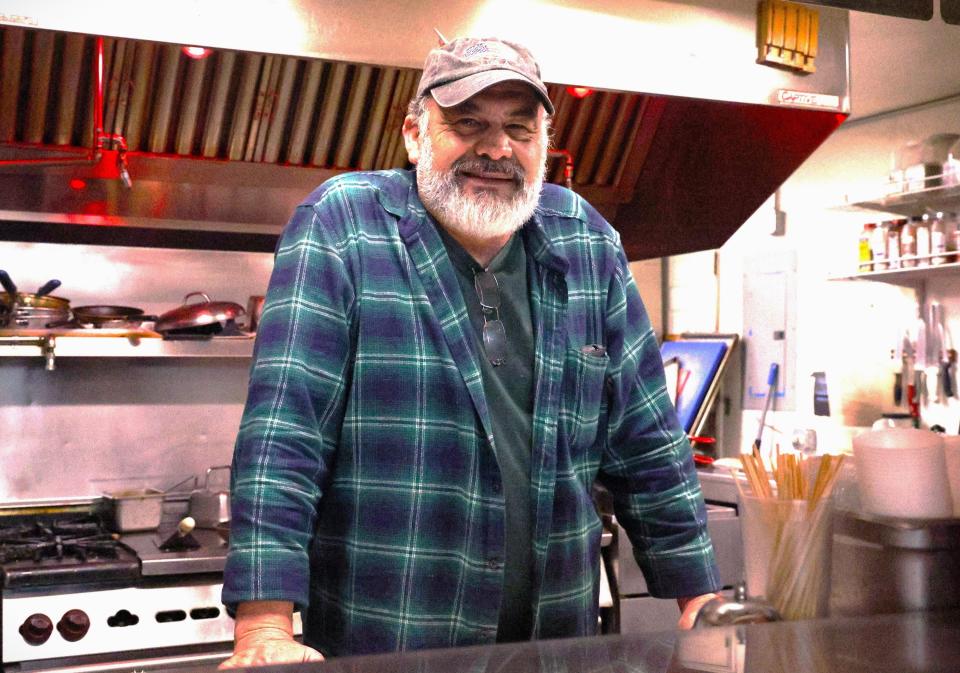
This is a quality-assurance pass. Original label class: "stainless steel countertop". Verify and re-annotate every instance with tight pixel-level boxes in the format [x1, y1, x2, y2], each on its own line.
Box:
[155, 609, 960, 672]
[121, 528, 227, 576]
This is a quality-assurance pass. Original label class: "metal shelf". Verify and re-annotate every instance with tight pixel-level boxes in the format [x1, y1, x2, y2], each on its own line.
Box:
[830, 259, 960, 287]
[0, 331, 254, 367]
[842, 181, 960, 217]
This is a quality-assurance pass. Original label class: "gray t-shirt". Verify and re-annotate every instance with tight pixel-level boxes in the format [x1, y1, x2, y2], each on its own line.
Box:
[437, 226, 534, 642]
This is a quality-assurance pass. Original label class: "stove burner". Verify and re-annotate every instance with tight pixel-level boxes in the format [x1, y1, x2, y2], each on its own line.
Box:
[0, 515, 140, 589]
[0, 519, 125, 564]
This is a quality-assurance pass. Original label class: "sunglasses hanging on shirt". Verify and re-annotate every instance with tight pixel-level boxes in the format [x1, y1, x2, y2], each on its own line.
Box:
[474, 270, 507, 367]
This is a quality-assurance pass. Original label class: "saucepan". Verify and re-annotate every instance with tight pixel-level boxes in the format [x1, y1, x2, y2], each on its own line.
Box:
[0, 271, 71, 328]
[154, 292, 245, 335]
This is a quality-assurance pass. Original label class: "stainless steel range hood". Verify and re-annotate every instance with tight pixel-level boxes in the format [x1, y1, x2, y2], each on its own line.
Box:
[0, 0, 850, 259]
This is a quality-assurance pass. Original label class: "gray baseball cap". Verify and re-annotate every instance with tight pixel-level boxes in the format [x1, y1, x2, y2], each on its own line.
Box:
[416, 37, 555, 115]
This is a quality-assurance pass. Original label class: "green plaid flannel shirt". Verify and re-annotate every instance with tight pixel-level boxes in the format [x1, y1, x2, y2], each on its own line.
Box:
[222, 169, 720, 656]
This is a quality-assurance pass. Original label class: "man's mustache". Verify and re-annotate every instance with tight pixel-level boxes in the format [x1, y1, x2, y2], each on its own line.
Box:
[452, 157, 525, 187]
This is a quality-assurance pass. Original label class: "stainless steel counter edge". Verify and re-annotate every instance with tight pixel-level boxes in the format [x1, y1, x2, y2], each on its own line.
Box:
[147, 609, 960, 673]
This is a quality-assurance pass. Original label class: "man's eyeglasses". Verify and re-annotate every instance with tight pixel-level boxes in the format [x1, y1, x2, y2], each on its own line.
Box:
[474, 270, 507, 367]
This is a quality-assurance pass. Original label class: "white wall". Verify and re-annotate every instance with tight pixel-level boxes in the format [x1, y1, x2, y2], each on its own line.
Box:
[669, 96, 960, 455]
[629, 259, 663, 340]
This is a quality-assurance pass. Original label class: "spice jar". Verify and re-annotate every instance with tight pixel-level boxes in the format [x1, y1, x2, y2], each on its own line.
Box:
[931, 211, 949, 265]
[916, 214, 931, 267]
[887, 219, 906, 269]
[948, 212, 960, 263]
[858, 223, 876, 272]
[900, 216, 919, 267]
[873, 221, 891, 270]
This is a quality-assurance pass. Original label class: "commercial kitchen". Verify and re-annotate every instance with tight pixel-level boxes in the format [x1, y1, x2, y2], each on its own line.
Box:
[1, 1, 959, 671]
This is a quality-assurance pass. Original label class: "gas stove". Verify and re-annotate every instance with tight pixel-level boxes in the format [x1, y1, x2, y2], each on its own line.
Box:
[0, 517, 140, 590]
[0, 512, 238, 672]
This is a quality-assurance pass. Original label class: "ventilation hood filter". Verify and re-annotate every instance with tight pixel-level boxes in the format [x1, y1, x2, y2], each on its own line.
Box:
[0, 0, 850, 259]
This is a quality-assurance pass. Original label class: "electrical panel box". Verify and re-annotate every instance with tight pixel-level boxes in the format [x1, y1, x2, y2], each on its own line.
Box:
[743, 251, 797, 411]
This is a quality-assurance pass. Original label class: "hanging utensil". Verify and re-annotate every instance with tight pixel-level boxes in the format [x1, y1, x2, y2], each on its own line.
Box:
[753, 363, 779, 453]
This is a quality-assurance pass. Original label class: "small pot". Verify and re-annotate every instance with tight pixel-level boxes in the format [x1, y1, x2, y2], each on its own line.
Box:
[189, 465, 231, 529]
[154, 292, 245, 334]
[1, 292, 71, 311]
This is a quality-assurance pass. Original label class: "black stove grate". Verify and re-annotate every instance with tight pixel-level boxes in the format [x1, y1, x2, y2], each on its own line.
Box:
[0, 515, 141, 590]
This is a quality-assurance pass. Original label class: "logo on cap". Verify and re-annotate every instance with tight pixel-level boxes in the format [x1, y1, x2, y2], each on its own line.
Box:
[463, 42, 490, 58]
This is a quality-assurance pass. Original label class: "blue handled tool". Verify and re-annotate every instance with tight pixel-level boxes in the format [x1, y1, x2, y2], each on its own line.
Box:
[753, 363, 779, 452]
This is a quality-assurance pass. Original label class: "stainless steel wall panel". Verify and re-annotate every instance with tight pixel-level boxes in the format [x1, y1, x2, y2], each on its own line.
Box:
[226, 52, 262, 161]
[0, 26, 24, 142]
[174, 55, 208, 156]
[53, 33, 84, 145]
[24, 28, 54, 143]
[146, 43, 182, 153]
[593, 95, 639, 187]
[577, 92, 617, 186]
[245, 55, 279, 163]
[263, 57, 299, 164]
[374, 69, 412, 170]
[358, 67, 396, 171]
[613, 97, 649, 188]
[334, 64, 373, 169]
[0, 240, 275, 502]
[566, 96, 599, 186]
[286, 59, 324, 166]
[102, 38, 128, 141]
[310, 62, 348, 167]
[123, 41, 154, 152]
[109, 39, 136, 139]
[200, 50, 235, 159]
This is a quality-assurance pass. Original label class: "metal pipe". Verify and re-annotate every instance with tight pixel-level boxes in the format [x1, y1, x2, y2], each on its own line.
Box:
[94, 33, 105, 146]
[0, 36, 132, 186]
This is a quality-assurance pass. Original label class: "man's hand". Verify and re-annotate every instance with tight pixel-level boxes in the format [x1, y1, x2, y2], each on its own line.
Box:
[676, 592, 721, 630]
[218, 600, 324, 669]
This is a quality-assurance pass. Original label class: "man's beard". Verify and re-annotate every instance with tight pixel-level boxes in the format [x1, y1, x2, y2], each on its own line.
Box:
[415, 131, 547, 241]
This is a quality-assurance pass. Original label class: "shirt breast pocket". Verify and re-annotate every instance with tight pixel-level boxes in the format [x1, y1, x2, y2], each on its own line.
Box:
[559, 344, 610, 450]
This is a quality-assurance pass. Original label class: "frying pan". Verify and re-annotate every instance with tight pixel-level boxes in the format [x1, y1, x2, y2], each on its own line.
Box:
[72, 305, 148, 326]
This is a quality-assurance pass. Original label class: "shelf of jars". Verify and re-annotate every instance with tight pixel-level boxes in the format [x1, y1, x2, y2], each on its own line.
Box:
[830, 257, 960, 286]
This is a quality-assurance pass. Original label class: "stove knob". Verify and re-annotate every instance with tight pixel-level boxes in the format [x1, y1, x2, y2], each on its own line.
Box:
[56, 609, 90, 642]
[19, 613, 53, 645]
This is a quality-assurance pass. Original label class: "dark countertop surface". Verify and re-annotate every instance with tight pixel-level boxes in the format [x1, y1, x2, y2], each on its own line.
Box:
[158, 609, 960, 673]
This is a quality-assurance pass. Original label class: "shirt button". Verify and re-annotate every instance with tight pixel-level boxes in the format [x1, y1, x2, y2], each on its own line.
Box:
[492, 482, 502, 494]
[487, 558, 503, 570]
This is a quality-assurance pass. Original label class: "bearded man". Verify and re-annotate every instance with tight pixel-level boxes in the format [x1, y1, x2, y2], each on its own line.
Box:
[220, 37, 721, 668]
